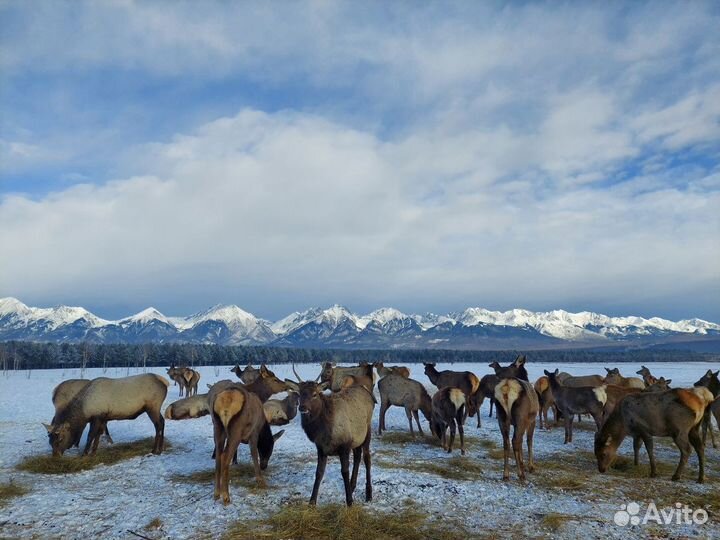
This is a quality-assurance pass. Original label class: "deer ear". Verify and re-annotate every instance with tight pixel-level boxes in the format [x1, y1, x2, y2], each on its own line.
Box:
[515, 356, 526, 366]
[42, 422, 54, 433]
[666, 379, 672, 385]
[554, 368, 559, 375]
[544, 370, 550, 376]
[714, 370, 719, 377]
[605, 368, 611, 373]
[272, 429, 285, 442]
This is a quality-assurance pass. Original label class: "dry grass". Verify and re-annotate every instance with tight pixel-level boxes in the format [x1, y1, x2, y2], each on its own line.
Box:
[171, 462, 275, 491]
[15, 438, 171, 475]
[223, 500, 478, 540]
[144, 517, 163, 531]
[0, 480, 28, 506]
[376, 455, 483, 481]
[537, 512, 577, 532]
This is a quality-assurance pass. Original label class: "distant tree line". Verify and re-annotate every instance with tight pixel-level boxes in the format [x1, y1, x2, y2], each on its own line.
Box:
[0, 341, 716, 371]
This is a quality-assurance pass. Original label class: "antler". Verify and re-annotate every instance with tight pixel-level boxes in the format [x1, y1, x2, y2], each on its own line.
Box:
[292, 364, 303, 382]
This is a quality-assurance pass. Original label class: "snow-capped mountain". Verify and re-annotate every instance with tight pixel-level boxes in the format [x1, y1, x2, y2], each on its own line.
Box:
[0, 297, 718, 350]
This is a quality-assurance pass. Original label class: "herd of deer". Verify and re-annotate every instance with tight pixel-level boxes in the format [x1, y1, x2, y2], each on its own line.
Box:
[42, 358, 720, 508]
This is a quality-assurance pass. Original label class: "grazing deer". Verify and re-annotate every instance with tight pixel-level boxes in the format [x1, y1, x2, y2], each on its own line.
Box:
[430, 387, 468, 455]
[603, 368, 644, 390]
[423, 363, 480, 420]
[285, 366, 375, 506]
[494, 378, 538, 481]
[373, 361, 410, 379]
[320, 362, 375, 392]
[231, 362, 261, 384]
[533, 375, 557, 430]
[544, 369, 607, 443]
[636, 365, 658, 387]
[600, 385, 642, 425]
[595, 387, 713, 483]
[44, 373, 168, 456]
[209, 382, 285, 504]
[694, 369, 719, 448]
[263, 392, 300, 426]
[52, 379, 113, 446]
[377, 374, 432, 435]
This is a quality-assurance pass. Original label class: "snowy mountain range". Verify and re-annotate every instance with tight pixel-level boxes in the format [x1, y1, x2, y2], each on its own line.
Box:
[1, 297, 718, 350]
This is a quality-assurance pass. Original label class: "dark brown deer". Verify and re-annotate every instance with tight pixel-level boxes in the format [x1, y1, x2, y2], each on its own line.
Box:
[636, 365, 658, 387]
[694, 369, 719, 448]
[603, 368, 644, 390]
[544, 369, 607, 443]
[423, 363, 480, 420]
[373, 361, 410, 379]
[44, 373, 168, 456]
[560, 373, 605, 387]
[494, 378, 538, 481]
[243, 364, 288, 402]
[378, 374, 432, 435]
[489, 355, 530, 381]
[430, 387, 468, 455]
[285, 366, 375, 506]
[52, 379, 113, 446]
[644, 377, 671, 392]
[209, 382, 284, 504]
[595, 387, 713, 483]
[600, 385, 642, 425]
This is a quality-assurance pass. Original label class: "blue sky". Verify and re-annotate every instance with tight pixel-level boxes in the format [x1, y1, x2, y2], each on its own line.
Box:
[1, 1, 719, 322]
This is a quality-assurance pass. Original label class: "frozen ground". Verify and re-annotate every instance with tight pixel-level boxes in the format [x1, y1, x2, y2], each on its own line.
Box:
[0, 361, 718, 539]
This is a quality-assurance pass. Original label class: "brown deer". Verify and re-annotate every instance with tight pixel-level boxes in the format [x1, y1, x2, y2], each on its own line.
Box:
[52, 379, 113, 446]
[263, 392, 300, 426]
[471, 374, 499, 428]
[320, 362, 374, 392]
[377, 373, 432, 435]
[44, 373, 168, 456]
[560, 373, 605, 387]
[494, 378, 538, 481]
[636, 365, 658, 387]
[243, 364, 288, 402]
[209, 382, 285, 504]
[284, 366, 375, 506]
[644, 377, 671, 392]
[231, 362, 261, 384]
[544, 369, 607, 443]
[603, 368, 644, 390]
[600, 385, 642, 425]
[164, 393, 211, 420]
[423, 363, 480, 419]
[430, 387, 468, 455]
[595, 387, 713, 483]
[489, 355, 529, 381]
[694, 369, 719, 448]
[182, 368, 201, 397]
[373, 361, 410, 379]
[533, 375, 557, 430]
[167, 366, 187, 396]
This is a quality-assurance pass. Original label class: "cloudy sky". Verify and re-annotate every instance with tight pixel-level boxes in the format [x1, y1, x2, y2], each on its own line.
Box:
[1, 1, 719, 322]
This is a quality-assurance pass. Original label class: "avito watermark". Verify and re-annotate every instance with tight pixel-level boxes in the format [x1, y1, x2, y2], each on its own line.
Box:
[614, 501, 708, 527]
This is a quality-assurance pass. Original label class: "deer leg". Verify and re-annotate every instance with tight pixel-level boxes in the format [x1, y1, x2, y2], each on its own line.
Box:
[363, 429, 372, 502]
[350, 446, 362, 492]
[512, 425, 525, 481]
[641, 434, 656, 478]
[102, 423, 113, 444]
[500, 419, 510, 481]
[633, 436, 642, 466]
[405, 407, 414, 435]
[147, 408, 165, 455]
[476, 396, 483, 428]
[220, 444, 235, 505]
[83, 419, 101, 455]
[488, 398, 494, 418]
[564, 413, 573, 444]
[456, 409, 466, 455]
[527, 419, 536, 473]
[249, 436, 266, 489]
[309, 450, 327, 505]
[378, 400, 388, 435]
[689, 425, 705, 484]
[213, 422, 225, 501]
[339, 449, 353, 507]
[412, 410, 423, 434]
[671, 432, 691, 482]
[447, 419, 456, 453]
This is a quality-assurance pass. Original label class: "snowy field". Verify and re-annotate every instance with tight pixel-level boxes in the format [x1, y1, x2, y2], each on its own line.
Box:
[0, 361, 718, 539]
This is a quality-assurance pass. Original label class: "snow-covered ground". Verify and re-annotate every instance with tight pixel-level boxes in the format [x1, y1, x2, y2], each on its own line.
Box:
[0, 361, 718, 539]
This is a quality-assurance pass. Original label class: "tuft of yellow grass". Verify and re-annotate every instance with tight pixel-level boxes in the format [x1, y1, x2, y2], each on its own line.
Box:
[15, 438, 171, 475]
[376, 455, 483, 481]
[0, 480, 28, 506]
[171, 462, 275, 491]
[223, 500, 476, 540]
